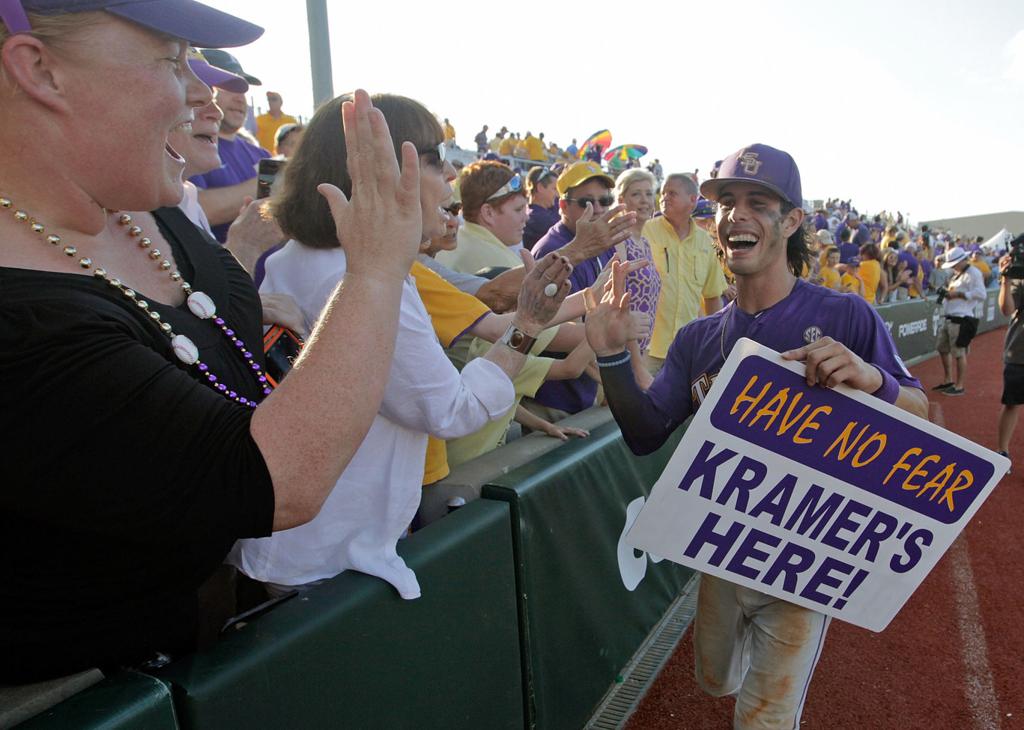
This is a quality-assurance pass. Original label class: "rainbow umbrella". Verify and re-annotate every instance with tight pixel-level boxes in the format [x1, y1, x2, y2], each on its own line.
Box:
[604, 144, 648, 162]
[578, 129, 612, 159]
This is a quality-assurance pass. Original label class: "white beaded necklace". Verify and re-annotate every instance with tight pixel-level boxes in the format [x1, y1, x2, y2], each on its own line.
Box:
[1, 197, 272, 408]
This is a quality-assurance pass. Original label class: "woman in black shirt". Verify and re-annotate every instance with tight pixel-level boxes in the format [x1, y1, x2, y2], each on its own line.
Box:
[0, 1, 494, 682]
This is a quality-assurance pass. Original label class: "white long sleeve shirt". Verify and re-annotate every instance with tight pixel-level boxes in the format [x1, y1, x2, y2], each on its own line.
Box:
[943, 264, 986, 318]
[229, 242, 515, 598]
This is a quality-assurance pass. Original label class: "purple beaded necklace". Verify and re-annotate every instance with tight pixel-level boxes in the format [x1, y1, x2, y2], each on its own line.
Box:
[1, 198, 272, 408]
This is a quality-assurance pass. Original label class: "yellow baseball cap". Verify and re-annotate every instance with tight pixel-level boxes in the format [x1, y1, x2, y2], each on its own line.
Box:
[556, 161, 615, 197]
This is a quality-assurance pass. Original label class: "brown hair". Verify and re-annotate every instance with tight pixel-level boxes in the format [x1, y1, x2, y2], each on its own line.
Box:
[458, 160, 523, 224]
[273, 92, 443, 249]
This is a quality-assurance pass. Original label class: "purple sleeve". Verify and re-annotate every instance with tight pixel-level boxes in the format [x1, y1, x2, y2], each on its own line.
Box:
[848, 297, 923, 392]
[600, 354, 686, 455]
[189, 174, 210, 190]
[531, 234, 564, 260]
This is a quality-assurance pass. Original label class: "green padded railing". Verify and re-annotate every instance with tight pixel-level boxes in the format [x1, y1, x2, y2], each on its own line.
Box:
[18, 671, 177, 730]
[482, 420, 693, 730]
[152, 499, 524, 730]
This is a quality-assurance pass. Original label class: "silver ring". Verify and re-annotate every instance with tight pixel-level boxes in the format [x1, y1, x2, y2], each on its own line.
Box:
[544, 283, 559, 297]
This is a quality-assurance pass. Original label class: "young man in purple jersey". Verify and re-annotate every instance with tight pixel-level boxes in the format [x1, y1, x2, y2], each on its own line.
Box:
[586, 144, 928, 730]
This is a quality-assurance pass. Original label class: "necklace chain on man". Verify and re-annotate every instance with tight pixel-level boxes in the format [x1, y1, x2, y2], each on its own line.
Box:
[0, 197, 272, 407]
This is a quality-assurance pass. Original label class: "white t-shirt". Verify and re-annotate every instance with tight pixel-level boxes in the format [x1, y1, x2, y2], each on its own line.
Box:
[229, 241, 514, 598]
[177, 181, 213, 237]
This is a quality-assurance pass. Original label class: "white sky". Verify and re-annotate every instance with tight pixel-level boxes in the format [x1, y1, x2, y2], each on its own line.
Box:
[206, 0, 1024, 223]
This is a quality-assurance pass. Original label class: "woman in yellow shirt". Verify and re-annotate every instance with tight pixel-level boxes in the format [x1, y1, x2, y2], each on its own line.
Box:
[858, 243, 883, 304]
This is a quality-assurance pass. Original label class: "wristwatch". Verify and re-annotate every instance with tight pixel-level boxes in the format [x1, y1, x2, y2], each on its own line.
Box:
[498, 324, 537, 355]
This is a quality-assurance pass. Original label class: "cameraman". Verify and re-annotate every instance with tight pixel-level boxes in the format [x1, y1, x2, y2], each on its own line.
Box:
[997, 251, 1023, 465]
[933, 246, 986, 396]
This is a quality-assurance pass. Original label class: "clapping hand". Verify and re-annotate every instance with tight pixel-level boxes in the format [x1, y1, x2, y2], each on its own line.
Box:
[583, 260, 633, 356]
[567, 204, 637, 261]
[513, 249, 573, 335]
[317, 89, 422, 282]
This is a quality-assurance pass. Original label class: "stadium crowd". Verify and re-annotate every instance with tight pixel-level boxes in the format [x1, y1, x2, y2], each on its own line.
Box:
[1, 3, 1018, 728]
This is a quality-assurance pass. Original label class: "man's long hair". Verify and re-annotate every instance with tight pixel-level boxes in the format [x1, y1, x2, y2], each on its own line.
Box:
[780, 201, 812, 277]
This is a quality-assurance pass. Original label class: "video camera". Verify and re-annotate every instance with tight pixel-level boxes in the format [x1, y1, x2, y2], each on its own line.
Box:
[1005, 232, 1024, 279]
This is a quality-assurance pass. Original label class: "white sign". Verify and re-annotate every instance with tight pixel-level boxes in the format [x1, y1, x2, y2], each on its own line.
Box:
[627, 338, 1009, 631]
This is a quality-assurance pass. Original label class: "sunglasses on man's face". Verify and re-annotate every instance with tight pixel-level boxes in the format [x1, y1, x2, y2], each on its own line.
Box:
[443, 202, 462, 216]
[566, 195, 615, 209]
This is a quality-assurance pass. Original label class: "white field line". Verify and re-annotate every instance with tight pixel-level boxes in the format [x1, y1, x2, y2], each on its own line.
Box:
[932, 399, 1000, 729]
[949, 537, 1000, 730]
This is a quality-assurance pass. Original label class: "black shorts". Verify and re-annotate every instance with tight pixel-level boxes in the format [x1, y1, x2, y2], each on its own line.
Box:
[1003, 363, 1024, 406]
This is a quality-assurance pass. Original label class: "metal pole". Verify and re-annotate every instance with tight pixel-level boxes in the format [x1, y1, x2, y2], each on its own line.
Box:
[306, 0, 334, 109]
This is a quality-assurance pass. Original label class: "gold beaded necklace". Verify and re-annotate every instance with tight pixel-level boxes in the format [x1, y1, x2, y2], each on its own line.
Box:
[1, 197, 272, 407]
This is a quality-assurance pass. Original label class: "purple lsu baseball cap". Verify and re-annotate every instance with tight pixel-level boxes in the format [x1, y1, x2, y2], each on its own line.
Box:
[187, 49, 247, 93]
[1, 0, 263, 48]
[700, 143, 802, 208]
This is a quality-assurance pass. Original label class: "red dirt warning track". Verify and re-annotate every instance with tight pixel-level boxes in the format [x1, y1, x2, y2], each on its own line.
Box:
[627, 328, 1024, 729]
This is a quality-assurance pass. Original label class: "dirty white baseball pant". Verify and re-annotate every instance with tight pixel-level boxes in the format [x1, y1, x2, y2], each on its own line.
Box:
[693, 573, 831, 730]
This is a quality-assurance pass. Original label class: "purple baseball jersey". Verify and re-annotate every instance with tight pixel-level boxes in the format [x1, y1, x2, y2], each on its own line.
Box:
[646, 279, 921, 433]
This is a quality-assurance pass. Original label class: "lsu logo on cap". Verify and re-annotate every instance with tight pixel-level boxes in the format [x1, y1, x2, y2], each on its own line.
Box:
[739, 152, 762, 175]
[803, 326, 823, 343]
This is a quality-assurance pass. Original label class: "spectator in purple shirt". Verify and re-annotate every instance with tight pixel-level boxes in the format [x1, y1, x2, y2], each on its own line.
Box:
[585, 143, 927, 730]
[525, 161, 635, 419]
[836, 225, 860, 267]
[523, 166, 560, 249]
[835, 213, 870, 250]
[190, 49, 269, 242]
[812, 209, 829, 231]
[898, 241, 920, 295]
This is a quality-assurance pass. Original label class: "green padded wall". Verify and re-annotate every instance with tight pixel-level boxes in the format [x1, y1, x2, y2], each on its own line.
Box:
[482, 422, 692, 730]
[155, 499, 523, 730]
[20, 672, 177, 730]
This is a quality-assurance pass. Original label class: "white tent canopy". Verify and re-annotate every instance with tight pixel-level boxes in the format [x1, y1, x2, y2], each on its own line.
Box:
[981, 228, 1012, 253]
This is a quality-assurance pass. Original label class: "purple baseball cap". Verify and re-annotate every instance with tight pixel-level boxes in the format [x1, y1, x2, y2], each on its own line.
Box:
[700, 143, 802, 208]
[187, 48, 247, 93]
[1, 0, 263, 48]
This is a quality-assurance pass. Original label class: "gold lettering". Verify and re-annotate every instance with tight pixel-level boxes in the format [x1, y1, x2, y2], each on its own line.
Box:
[904, 455, 941, 494]
[823, 421, 868, 461]
[793, 406, 832, 445]
[851, 433, 887, 467]
[776, 392, 811, 436]
[885, 448, 922, 486]
[731, 375, 772, 424]
[748, 388, 790, 432]
[941, 469, 974, 512]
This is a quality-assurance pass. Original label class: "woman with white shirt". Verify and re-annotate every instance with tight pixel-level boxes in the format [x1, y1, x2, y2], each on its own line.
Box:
[230, 94, 571, 598]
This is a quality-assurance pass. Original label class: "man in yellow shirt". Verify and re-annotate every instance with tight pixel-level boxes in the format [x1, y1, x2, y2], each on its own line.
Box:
[642, 173, 727, 373]
[443, 118, 456, 147]
[524, 132, 546, 161]
[255, 91, 298, 153]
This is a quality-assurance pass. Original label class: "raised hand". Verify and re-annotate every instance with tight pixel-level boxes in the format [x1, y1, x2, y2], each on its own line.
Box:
[564, 204, 637, 263]
[317, 89, 421, 281]
[588, 253, 650, 302]
[627, 310, 652, 342]
[584, 260, 633, 356]
[513, 249, 573, 335]
[225, 197, 286, 276]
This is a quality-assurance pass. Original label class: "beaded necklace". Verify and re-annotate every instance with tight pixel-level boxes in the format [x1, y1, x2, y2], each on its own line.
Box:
[1, 197, 272, 408]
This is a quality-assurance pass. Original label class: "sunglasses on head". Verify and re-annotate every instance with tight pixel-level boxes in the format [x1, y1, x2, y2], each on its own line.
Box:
[486, 174, 524, 201]
[417, 142, 447, 166]
[566, 195, 615, 208]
